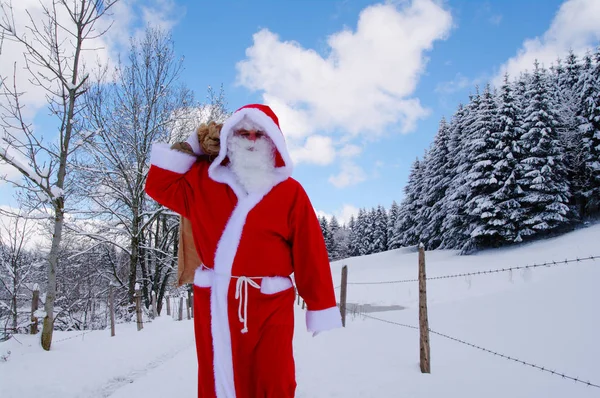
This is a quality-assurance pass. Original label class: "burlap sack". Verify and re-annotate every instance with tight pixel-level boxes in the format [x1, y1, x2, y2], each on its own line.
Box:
[176, 216, 202, 286]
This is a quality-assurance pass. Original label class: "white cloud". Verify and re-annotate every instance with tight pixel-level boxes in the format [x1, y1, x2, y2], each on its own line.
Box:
[494, 0, 600, 83]
[236, 0, 452, 168]
[436, 73, 487, 94]
[141, 0, 184, 32]
[339, 144, 363, 158]
[489, 14, 503, 26]
[290, 135, 336, 166]
[329, 161, 367, 188]
[316, 204, 360, 226]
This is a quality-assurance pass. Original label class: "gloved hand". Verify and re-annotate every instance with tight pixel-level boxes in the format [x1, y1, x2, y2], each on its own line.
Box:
[196, 121, 222, 157]
[170, 141, 194, 155]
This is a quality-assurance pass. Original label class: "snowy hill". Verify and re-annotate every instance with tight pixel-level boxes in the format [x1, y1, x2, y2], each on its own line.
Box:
[1, 223, 599, 397]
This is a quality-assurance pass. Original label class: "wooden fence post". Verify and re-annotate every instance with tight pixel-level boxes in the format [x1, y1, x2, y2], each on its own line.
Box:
[109, 284, 115, 337]
[151, 291, 158, 319]
[135, 283, 143, 331]
[178, 296, 183, 321]
[186, 291, 191, 320]
[339, 265, 348, 327]
[166, 292, 171, 316]
[419, 243, 431, 373]
[190, 292, 194, 318]
[30, 284, 39, 335]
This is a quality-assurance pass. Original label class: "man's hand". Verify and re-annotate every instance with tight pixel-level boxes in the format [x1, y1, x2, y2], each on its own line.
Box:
[170, 141, 194, 155]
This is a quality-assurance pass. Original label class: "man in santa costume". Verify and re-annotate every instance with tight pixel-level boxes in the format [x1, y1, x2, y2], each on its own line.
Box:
[145, 104, 342, 397]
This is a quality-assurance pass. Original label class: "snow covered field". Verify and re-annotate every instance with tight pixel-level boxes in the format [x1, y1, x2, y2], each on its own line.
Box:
[1, 223, 599, 397]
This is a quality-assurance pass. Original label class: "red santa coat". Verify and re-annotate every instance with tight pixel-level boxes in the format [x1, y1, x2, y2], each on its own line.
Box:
[145, 104, 341, 397]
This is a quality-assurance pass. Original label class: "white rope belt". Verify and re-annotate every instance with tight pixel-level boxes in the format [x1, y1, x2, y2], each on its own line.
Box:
[234, 276, 262, 334]
[199, 266, 291, 334]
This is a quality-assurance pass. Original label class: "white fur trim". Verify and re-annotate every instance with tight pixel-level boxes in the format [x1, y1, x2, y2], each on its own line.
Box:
[193, 267, 213, 288]
[208, 107, 293, 192]
[306, 306, 343, 334]
[150, 143, 196, 174]
[210, 192, 269, 398]
[185, 131, 203, 155]
[260, 276, 293, 295]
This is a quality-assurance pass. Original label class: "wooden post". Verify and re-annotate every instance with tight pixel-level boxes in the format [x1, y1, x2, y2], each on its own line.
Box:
[419, 243, 431, 373]
[135, 283, 143, 331]
[151, 291, 158, 319]
[186, 292, 191, 320]
[297, 290, 300, 305]
[166, 292, 171, 316]
[339, 265, 348, 327]
[109, 284, 115, 337]
[302, 299, 305, 309]
[30, 284, 39, 335]
[190, 292, 194, 318]
[178, 297, 183, 321]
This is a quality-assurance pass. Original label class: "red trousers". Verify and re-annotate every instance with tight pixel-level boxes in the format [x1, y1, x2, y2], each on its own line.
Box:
[193, 284, 297, 397]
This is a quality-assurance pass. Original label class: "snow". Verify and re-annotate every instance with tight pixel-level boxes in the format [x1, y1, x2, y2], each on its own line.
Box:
[1, 223, 600, 397]
[50, 186, 64, 198]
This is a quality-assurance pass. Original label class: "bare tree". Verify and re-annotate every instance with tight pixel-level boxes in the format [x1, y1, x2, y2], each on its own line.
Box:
[0, 212, 39, 334]
[76, 27, 194, 305]
[0, 0, 118, 350]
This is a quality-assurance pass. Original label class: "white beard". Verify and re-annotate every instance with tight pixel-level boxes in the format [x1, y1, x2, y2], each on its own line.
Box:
[227, 134, 278, 194]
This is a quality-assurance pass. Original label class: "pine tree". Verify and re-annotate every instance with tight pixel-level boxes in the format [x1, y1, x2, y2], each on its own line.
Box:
[319, 216, 334, 260]
[518, 61, 571, 237]
[356, 209, 371, 256]
[578, 47, 600, 215]
[363, 208, 378, 255]
[421, 118, 452, 249]
[370, 205, 388, 253]
[438, 104, 466, 248]
[329, 216, 342, 260]
[492, 73, 526, 243]
[387, 201, 401, 249]
[441, 90, 482, 249]
[395, 158, 424, 247]
[463, 83, 503, 252]
[346, 215, 359, 257]
[554, 51, 586, 219]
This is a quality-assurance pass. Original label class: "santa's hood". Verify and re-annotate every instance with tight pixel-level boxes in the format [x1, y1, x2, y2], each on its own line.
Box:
[208, 104, 293, 196]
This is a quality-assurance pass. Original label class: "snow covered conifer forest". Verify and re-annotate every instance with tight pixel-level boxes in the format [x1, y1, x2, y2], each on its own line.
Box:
[321, 49, 600, 257]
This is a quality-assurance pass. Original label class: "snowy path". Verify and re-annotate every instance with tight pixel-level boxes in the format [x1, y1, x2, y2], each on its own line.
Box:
[104, 340, 196, 397]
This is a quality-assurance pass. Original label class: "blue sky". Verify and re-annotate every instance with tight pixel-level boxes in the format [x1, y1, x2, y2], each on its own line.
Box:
[1, 0, 599, 224]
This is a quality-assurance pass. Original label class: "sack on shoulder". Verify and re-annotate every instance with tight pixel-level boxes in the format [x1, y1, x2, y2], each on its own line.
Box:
[176, 216, 202, 286]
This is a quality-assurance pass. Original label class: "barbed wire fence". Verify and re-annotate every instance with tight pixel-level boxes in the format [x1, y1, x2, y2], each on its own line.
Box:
[303, 252, 600, 391]
[361, 313, 600, 389]
[346, 255, 600, 285]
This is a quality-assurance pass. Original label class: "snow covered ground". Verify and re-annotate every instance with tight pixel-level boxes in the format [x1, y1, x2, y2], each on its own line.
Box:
[1, 223, 599, 397]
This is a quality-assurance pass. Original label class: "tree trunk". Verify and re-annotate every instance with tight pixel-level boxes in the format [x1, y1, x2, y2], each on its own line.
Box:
[31, 287, 39, 335]
[41, 203, 64, 351]
[11, 293, 17, 332]
[11, 268, 17, 332]
[128, 220, 139, 305]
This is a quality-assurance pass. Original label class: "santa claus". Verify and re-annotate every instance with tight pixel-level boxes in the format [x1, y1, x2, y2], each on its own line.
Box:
[145, 104, 342, 397]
